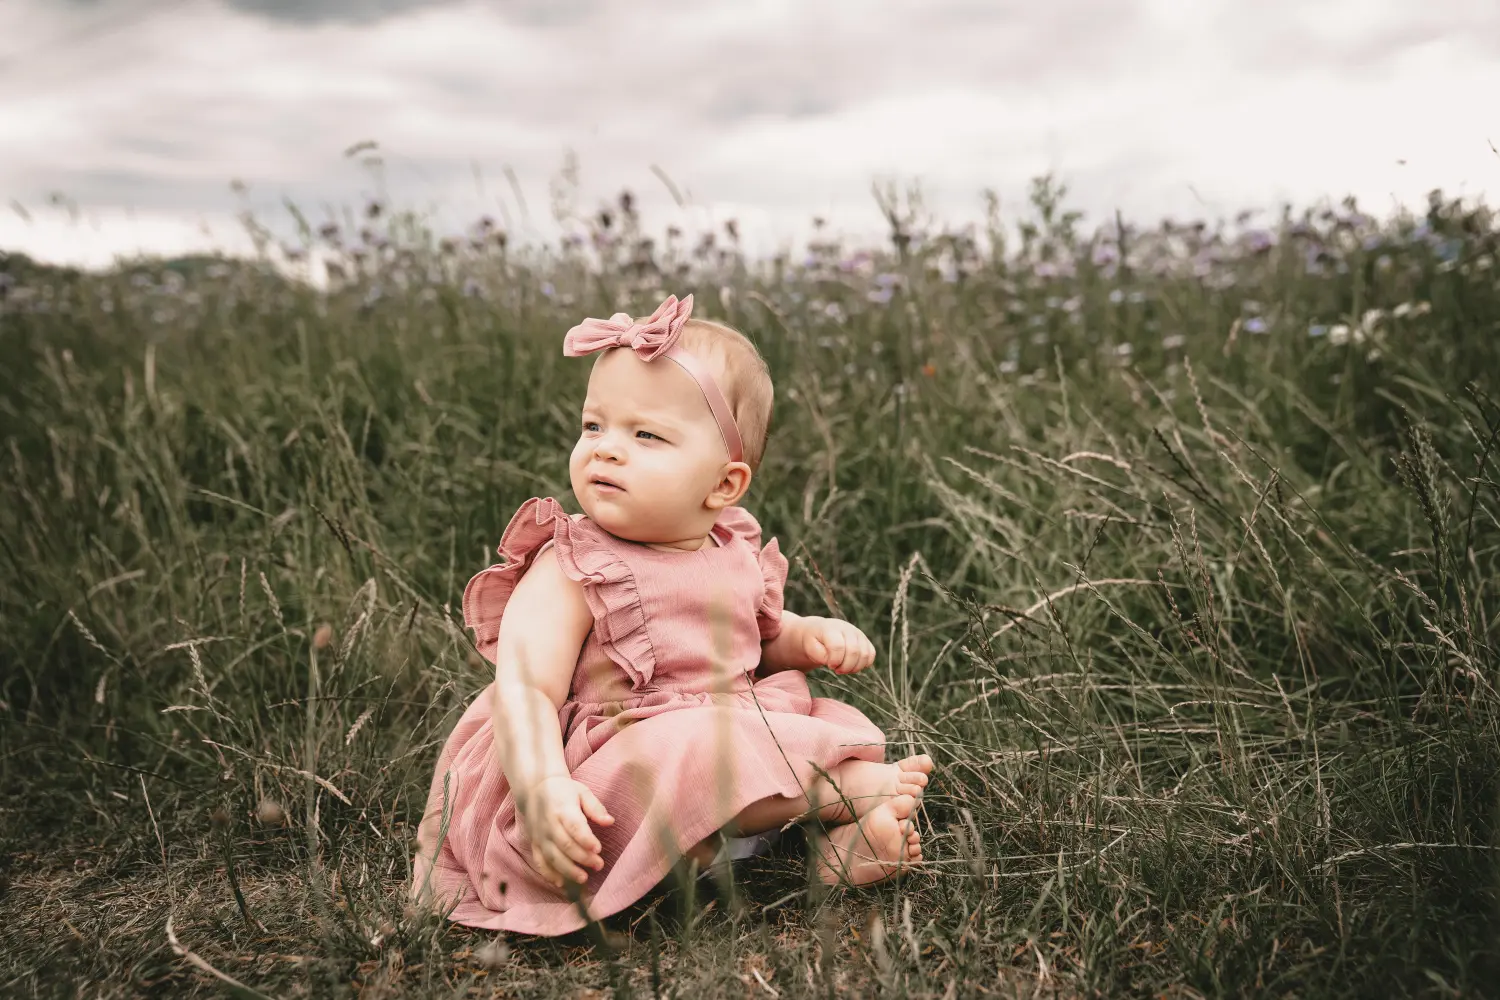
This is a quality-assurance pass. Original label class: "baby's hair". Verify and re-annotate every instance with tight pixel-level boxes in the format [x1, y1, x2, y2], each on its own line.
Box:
[675, 318, 775, 474]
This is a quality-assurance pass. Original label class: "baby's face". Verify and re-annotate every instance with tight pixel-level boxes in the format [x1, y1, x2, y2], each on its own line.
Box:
[569, 347, 738, 545]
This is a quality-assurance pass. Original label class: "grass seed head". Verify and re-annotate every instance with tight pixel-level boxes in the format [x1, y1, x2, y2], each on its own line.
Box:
[474, 938, 511, 969]
[255, 798, 286, 827]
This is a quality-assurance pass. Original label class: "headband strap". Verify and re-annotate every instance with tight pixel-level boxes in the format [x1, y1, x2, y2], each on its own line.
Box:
[659, 343, 744, 465]
[562, 294, 744, 464]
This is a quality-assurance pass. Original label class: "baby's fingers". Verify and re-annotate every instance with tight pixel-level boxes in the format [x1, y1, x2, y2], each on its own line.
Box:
[803, 630, 829, 665]
[577, 786, 614, 828]
[531, 844, 568, 890]
[822, 629, 848, 669]
[540, 837, 590, 887]
[558, 816, 604, 871]
[834, 632, 875, 674]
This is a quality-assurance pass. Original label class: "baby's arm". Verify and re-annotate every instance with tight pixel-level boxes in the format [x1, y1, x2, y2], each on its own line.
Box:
[759, 609, 877, 676]
[489, 547, 614, 887]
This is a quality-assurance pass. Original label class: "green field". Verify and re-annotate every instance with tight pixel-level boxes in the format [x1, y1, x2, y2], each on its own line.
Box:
[2, 179, 1498, 998]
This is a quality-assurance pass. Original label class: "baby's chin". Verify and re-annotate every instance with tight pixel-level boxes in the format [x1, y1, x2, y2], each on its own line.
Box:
[577, 493, 651, 542]
[580, 493, 709, 545]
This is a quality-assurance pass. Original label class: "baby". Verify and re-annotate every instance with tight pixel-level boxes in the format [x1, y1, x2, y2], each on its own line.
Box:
[412, 294, 933, 936]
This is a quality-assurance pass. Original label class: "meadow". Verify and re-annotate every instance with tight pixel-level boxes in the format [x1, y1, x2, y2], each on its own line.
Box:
[2, 174, 1498, 998]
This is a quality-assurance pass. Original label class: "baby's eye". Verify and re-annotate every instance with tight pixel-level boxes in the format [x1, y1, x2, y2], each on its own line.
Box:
[583, 421, 600, 432]
[636, 430, 658, 441]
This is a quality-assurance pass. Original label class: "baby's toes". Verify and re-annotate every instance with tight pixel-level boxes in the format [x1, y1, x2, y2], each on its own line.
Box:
[897, 770, 929, 795]
[898, 754, 934, 775]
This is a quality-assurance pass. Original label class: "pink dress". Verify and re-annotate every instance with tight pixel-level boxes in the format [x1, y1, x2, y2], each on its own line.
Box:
[415, 497, 886, 935]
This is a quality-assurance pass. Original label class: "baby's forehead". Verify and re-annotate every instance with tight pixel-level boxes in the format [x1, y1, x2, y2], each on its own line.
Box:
[584, 352, 707, 421]
[582, 388, 690, 418]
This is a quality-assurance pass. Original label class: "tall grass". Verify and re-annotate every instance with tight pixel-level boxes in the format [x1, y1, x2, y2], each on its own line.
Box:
[1, 177, 1497, 997]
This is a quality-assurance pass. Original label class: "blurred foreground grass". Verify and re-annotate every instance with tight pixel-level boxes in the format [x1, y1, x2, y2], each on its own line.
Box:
[2, 179, 1499, 998]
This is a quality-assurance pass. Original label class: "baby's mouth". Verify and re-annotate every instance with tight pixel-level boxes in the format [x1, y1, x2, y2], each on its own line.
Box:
[591, 477, 625, 493]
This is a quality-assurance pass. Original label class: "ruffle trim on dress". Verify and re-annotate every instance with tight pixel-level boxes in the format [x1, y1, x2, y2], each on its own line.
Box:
[461, 497, 657, 687]
[756, 538, 789, 641]
[712, 506, 791, 642]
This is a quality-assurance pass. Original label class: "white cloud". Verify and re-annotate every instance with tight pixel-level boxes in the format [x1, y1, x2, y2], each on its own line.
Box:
[1, 0, 1497, 269]
[0, 205, 259, 265]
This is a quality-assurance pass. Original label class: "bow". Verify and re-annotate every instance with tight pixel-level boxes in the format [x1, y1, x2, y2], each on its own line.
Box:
[562, 294, 695, 361]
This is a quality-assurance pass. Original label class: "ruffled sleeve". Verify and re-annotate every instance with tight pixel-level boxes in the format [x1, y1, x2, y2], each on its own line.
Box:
[716, 506, 791, 642]
[756, 537, 789, 641]
[461, 497, 657, 687]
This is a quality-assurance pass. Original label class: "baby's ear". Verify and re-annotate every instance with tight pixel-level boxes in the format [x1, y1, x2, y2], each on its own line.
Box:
[708, 462, 752, 509]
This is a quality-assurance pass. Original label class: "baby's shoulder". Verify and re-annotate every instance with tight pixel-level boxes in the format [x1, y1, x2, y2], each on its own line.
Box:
[714, 505, 767, 547]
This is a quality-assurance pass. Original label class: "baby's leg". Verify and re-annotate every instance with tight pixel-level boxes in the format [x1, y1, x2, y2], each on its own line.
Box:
[684, 832, 723, 870]
[805, 755, 932, 825]
[720, 754, 933, 836]
[688, 756, 932, 870]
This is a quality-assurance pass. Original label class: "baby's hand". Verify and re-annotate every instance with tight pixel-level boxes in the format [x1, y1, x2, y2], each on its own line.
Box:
[517, 775, 614, 890]
[799, 616, 876, 675]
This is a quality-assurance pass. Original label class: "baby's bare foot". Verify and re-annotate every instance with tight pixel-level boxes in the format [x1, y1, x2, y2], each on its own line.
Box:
[814, 755, 932, 824]
[815, 794, 923, 886]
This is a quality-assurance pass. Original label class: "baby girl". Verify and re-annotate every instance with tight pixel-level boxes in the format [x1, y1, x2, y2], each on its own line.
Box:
[412, 294, 933, 936]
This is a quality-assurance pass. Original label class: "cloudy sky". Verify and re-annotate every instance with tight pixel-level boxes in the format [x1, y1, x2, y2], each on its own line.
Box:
[2, 0, 1497, 268]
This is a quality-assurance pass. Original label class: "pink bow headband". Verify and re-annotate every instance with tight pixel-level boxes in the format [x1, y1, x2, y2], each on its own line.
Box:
[563, 294, 745, 464]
